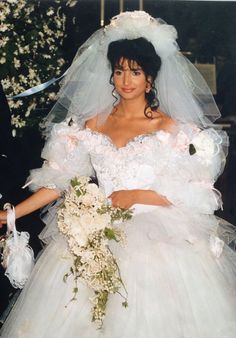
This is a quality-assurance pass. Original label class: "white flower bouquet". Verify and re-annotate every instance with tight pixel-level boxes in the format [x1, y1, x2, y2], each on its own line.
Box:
[57, 177, 133, 326]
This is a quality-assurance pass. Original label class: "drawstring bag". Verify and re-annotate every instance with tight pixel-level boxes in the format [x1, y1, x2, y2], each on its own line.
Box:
[1, 203, 34, 289]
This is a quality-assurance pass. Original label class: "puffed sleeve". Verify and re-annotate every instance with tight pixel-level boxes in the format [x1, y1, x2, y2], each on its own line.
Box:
[153, 125, 228, 214]
[27, 122, 94, 192]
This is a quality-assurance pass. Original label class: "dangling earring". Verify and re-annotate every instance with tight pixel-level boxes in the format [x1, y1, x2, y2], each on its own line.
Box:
[112, 88, 119, 99]
[146, 84, 151, 93]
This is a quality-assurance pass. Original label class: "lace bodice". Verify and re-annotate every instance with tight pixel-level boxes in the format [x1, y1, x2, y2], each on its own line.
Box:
[81, 128, 168, 197]
[28, 122, 226, 215]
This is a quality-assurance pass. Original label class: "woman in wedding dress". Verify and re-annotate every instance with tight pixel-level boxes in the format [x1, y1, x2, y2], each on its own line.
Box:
[0, 11, 236, 338]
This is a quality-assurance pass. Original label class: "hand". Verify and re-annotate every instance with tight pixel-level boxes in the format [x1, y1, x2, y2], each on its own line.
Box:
[108, 189, 171, 209]
[0, 210, 7, 228]
[108, 190, 137, 209]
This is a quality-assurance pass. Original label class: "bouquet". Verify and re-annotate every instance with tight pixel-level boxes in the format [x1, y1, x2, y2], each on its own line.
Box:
[57, 177, 133, 326]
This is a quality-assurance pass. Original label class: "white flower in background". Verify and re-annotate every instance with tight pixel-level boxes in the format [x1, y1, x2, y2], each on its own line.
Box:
[0, 36, 10, 47]
[11, 115, 26, 128]
[0, 12, 6, 21]
[57, 58, 65, 66]
[13, 57, 21, 69]
[66, 0, 77, 7]
[1, 79, 11, 89]
[18, 46, 24, 54]
[0, 0, 72, 134]
[7, 0, 18, 4]
[19, 74, 28, 84]
[28, 68, 36, 79]
[43, 54, 51, 59]
[0, 23, 10, 32]
[46, 8, 54, 16]
[8, 100, 23, 109]
[48, 92, 56, 100]
[25, 102, 36, 117]
[0, 57, 6, 64]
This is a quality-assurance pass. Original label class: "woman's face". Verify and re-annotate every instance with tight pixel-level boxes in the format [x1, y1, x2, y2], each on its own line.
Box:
[113, 58, 150, 101]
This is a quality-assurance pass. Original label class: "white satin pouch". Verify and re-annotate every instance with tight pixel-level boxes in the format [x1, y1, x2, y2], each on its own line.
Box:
[2, 204, 34, 289]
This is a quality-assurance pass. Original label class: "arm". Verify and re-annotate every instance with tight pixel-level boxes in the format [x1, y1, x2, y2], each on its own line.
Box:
[0, 188, 60, 225]
[108, 189, 171, 209]
[152, 127, 227, 214]
[1, 121, 94, 224]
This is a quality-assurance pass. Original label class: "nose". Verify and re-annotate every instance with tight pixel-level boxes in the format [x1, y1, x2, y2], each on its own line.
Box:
[123, 70, 131, 86]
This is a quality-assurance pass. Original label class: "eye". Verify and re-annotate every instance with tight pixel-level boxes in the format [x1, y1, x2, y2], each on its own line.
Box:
[114, 70, 122, 75]
[132, 70, 142, 76]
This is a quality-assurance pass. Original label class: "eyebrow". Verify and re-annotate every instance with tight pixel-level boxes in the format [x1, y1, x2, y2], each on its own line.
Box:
[114, 64, 142, 71]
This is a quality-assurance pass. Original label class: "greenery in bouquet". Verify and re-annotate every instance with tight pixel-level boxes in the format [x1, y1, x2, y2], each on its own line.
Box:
[57, 177, 133, 327]
[0, 0, 76, 137]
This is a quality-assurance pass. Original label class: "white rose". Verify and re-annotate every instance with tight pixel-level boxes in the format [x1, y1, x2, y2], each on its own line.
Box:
[86, 183, 100, 196]
[80, 213, 96, 229]
[82, 194, 95, 207]
[93, 213, 111, 231]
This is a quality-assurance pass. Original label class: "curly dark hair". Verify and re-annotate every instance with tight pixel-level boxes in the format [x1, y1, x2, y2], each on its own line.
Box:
[107, 37, 161, 118]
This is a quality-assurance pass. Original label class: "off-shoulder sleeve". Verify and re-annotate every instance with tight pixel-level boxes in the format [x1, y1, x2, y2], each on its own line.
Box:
[27, 122, 94, 192]
[153, 126, 228, 214]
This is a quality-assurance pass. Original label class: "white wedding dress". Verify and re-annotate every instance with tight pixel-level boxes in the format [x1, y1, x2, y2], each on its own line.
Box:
[1, 121, 236, 338]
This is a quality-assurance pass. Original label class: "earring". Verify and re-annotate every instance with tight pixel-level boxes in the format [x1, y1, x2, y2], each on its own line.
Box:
[112, 88, 119, 99]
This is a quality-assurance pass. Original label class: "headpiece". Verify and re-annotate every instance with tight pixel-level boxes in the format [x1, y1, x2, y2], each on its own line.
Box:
[43, 11, 221, 135]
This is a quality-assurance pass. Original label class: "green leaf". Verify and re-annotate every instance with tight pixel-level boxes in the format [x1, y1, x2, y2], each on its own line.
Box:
[70, 177, 79, 188]
[63, 273, 69, 283]
[73, 287, 79, 294]
[122, 301, 128, 308]
[104, 228, 117, 241]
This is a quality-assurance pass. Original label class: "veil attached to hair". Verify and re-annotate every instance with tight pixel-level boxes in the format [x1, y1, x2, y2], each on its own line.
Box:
[42, 11, 226, 145]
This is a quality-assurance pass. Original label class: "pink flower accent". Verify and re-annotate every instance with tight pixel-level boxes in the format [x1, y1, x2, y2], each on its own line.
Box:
[174, 131, 190, 151]
[65, 135, 79, 151]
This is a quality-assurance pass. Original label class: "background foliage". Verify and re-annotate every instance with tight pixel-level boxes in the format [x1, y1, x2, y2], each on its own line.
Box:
[0, 0, 76, 136]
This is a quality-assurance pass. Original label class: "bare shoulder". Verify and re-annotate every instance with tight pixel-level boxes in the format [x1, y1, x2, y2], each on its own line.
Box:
[85, 116, 98, 130]
[152, 111, 176, 133]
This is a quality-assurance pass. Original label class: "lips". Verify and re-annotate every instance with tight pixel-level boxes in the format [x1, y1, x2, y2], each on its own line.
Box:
[121, 88, 135, 93]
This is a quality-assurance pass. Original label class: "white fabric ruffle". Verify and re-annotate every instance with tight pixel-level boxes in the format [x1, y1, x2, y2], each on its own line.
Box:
[27, 122, 94, 192]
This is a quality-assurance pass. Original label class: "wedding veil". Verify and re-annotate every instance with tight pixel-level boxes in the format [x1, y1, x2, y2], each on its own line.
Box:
[42, 11, 223, 138]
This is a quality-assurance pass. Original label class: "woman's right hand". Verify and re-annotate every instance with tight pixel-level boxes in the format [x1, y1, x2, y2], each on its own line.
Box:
[0, 210, 7, 227]
[0, 188, 60, 228]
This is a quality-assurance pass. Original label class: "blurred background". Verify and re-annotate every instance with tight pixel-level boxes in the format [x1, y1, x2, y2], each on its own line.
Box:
[0, 0, 236, 319]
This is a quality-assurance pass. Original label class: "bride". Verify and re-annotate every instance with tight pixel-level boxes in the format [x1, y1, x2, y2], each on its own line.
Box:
[0, 11, 236, 338]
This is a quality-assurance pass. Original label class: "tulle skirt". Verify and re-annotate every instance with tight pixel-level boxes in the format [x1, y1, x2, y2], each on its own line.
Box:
[1, 206, 236, 338]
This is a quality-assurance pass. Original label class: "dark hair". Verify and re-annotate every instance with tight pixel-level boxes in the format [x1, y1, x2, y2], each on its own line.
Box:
[107, 37, 161, 118]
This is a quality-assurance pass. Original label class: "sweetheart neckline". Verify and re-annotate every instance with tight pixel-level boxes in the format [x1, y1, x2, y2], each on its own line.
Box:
[85, 127, 172, 150]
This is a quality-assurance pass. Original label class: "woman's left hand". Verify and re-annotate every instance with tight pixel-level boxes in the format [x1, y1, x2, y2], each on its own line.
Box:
[108, 189, 171, 209]
[108, 190, 137, 209]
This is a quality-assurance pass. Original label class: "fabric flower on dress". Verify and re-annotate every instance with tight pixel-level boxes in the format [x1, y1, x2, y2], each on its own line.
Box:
[174, 130, 190, 152]
[190, 130, 215, 160]
[209, 234, 224, 258]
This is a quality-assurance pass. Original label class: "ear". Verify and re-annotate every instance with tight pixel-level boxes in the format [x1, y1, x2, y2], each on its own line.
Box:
[146, 76, 153, 93]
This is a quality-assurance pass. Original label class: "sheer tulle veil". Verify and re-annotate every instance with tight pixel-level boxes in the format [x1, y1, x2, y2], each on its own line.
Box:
[42, 11, 228, 149]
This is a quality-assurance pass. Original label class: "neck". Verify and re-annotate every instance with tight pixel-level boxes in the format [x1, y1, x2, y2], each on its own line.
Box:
[117, 97, 147, 119]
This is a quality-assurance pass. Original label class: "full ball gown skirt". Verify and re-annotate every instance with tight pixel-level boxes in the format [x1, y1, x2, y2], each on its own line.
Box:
[1, 123, 236, 338]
